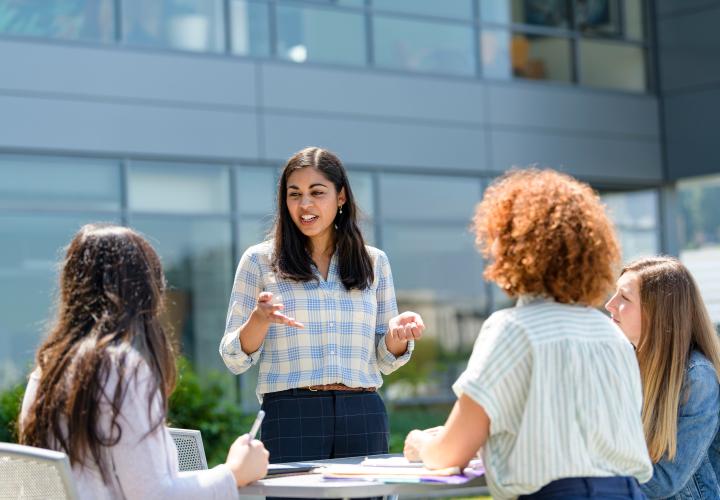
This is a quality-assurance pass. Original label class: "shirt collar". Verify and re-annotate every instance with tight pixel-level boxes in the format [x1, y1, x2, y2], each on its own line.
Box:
[516, 294, 554, 307]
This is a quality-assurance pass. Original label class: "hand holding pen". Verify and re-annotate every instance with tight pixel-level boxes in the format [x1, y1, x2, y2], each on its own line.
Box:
[225, 410, 269, 486]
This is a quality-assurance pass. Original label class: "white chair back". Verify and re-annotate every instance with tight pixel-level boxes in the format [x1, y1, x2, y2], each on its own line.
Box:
[0, 442, 78, 500]
[167, 428, 208, 471]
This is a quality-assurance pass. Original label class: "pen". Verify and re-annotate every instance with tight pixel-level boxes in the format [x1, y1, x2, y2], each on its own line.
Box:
[248, 410, 265, 440]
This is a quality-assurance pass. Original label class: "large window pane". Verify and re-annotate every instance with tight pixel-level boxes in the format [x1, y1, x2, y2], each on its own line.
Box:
[579, 40, 645, 91]
[131, 217, 236, 393]
[0, 0, 114, 42]
[276, 5, 366, 65]
[0, 214, 120, 388]
[372, 0, 473, 20]
[230, 0, 271, 56]
[0, 156, 120, 211]
[235, 166, 277, 252]
[602, 189, 659, 261]
[481, 0, 571, 29]
[123, 0, 225, 53]
[374, 16, 475, 76]
[128, 162, 230, 214]
[380, 174, 481, 221]
[678, 175, 720, 325]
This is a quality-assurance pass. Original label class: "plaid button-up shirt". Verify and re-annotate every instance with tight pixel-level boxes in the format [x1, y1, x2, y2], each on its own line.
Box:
[219, 241, 413, 402]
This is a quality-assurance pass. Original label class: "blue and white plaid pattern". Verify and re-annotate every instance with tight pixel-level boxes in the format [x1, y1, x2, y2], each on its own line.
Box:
[219, 241, 413, 402]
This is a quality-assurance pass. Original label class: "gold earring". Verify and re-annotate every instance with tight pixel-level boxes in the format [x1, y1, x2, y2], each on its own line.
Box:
[339, 206, 343, 215]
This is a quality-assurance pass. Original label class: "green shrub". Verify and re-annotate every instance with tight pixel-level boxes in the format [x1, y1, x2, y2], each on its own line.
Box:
[168, 358, 255, 467]
[0, 382, 24, 443]
[0, 358, 454, 467]
[387, 404, 452, 453]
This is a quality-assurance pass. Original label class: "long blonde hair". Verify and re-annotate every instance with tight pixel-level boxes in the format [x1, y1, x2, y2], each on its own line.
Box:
[623, 256, 720, 462]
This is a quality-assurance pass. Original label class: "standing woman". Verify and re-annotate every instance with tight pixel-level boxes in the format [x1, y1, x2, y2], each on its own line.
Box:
[220, 147, 423, 464]
[606, 257, 720, 499]
[404, 169, 653, 499]
[20, 224, 269, 500]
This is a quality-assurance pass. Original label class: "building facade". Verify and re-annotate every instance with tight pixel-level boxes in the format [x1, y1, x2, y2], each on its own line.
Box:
[0, 0, 717, 406]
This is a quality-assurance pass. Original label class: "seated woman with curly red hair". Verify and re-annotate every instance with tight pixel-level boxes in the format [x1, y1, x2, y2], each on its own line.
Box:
[404, 169, 653, 500]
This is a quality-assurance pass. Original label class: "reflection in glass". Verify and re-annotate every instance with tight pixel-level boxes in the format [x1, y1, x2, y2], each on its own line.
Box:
[372, 0, 473, 20]
[579, 40, 645, 91]
[374, 16, 475, 76]
[509, 33, 572, 82]
[131, 216, 236, 395]
[128, 162, 230, 214]
[230, 0, 271, 56]
[574, 0, 644, 40]
[0, 156, 120, 211]
[276, 5, 366, 65]
[123, 0, 225, 53]
[678, 175, 720, 325]
[480, 0, 570, 28]
[603, 190, 658, 230]
[678, 175, 720, 251]
[0, 214, 119, 388]
[0, 0, 115, 42]
[481, 29, 512, 79]
[382, 223, 486, 365]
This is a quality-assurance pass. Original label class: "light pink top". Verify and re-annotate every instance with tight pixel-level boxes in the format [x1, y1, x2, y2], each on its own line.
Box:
[21, 352, 238, 500]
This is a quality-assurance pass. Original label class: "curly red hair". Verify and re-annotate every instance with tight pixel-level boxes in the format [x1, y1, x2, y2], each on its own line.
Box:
[473, 168, 620, 306]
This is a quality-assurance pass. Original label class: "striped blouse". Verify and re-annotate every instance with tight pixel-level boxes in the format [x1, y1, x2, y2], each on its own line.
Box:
[453, 296, 653, 499]
[219, 240, 412, 402]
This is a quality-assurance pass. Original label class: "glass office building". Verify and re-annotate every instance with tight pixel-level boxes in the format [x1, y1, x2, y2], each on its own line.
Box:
[1, 0, 717, 407]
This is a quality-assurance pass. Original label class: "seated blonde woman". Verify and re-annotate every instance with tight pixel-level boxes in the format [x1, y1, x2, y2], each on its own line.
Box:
[404, 169, 653, 499]
[606, 257, 720, 499]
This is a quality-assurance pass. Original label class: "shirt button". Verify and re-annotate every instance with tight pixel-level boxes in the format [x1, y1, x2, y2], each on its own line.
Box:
[329, 322, 335, 328]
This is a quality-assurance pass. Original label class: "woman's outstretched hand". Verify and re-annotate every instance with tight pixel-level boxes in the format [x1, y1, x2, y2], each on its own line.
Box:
[252, 292, 304, 328]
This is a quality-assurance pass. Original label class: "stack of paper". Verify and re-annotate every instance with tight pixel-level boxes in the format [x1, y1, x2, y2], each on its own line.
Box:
[320, 457, 484, 484]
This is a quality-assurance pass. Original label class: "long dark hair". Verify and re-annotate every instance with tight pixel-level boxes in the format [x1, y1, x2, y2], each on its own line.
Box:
[272, 147, 373, 290]
[20, 224, 177, 484]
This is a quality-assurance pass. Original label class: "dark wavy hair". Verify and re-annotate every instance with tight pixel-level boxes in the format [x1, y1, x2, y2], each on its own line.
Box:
[272, 147, 373, 290]
[20, 224, 176, 484]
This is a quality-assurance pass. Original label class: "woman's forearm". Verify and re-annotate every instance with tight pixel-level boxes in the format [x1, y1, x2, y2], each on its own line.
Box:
[238, 311, 271, 354]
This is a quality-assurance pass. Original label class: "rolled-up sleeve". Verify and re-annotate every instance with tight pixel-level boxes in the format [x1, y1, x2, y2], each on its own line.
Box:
[373, 251, 412, 374]
[219, 249, 264, 375]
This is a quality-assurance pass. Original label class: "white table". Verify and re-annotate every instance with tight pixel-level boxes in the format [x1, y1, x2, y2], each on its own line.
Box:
[237, 454, 488, 499]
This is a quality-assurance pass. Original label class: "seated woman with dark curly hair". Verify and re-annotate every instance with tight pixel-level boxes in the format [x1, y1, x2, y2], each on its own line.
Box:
[404, 169, 653, 500]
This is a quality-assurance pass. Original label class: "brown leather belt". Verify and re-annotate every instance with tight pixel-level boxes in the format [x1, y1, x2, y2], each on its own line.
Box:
[304, 383, 376, 392]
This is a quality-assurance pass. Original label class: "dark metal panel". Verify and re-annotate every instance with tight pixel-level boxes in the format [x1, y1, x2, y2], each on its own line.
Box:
[490, 129, 663, 182]
[657, 6, 720, 92]
[262, 112, 488, 171]
[0, 95, 259, 159]
[487, 83, 660, 138]
[260, 62, 487, 124]
[664, 90, 720, 180]
[0, 40, 257, 107]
